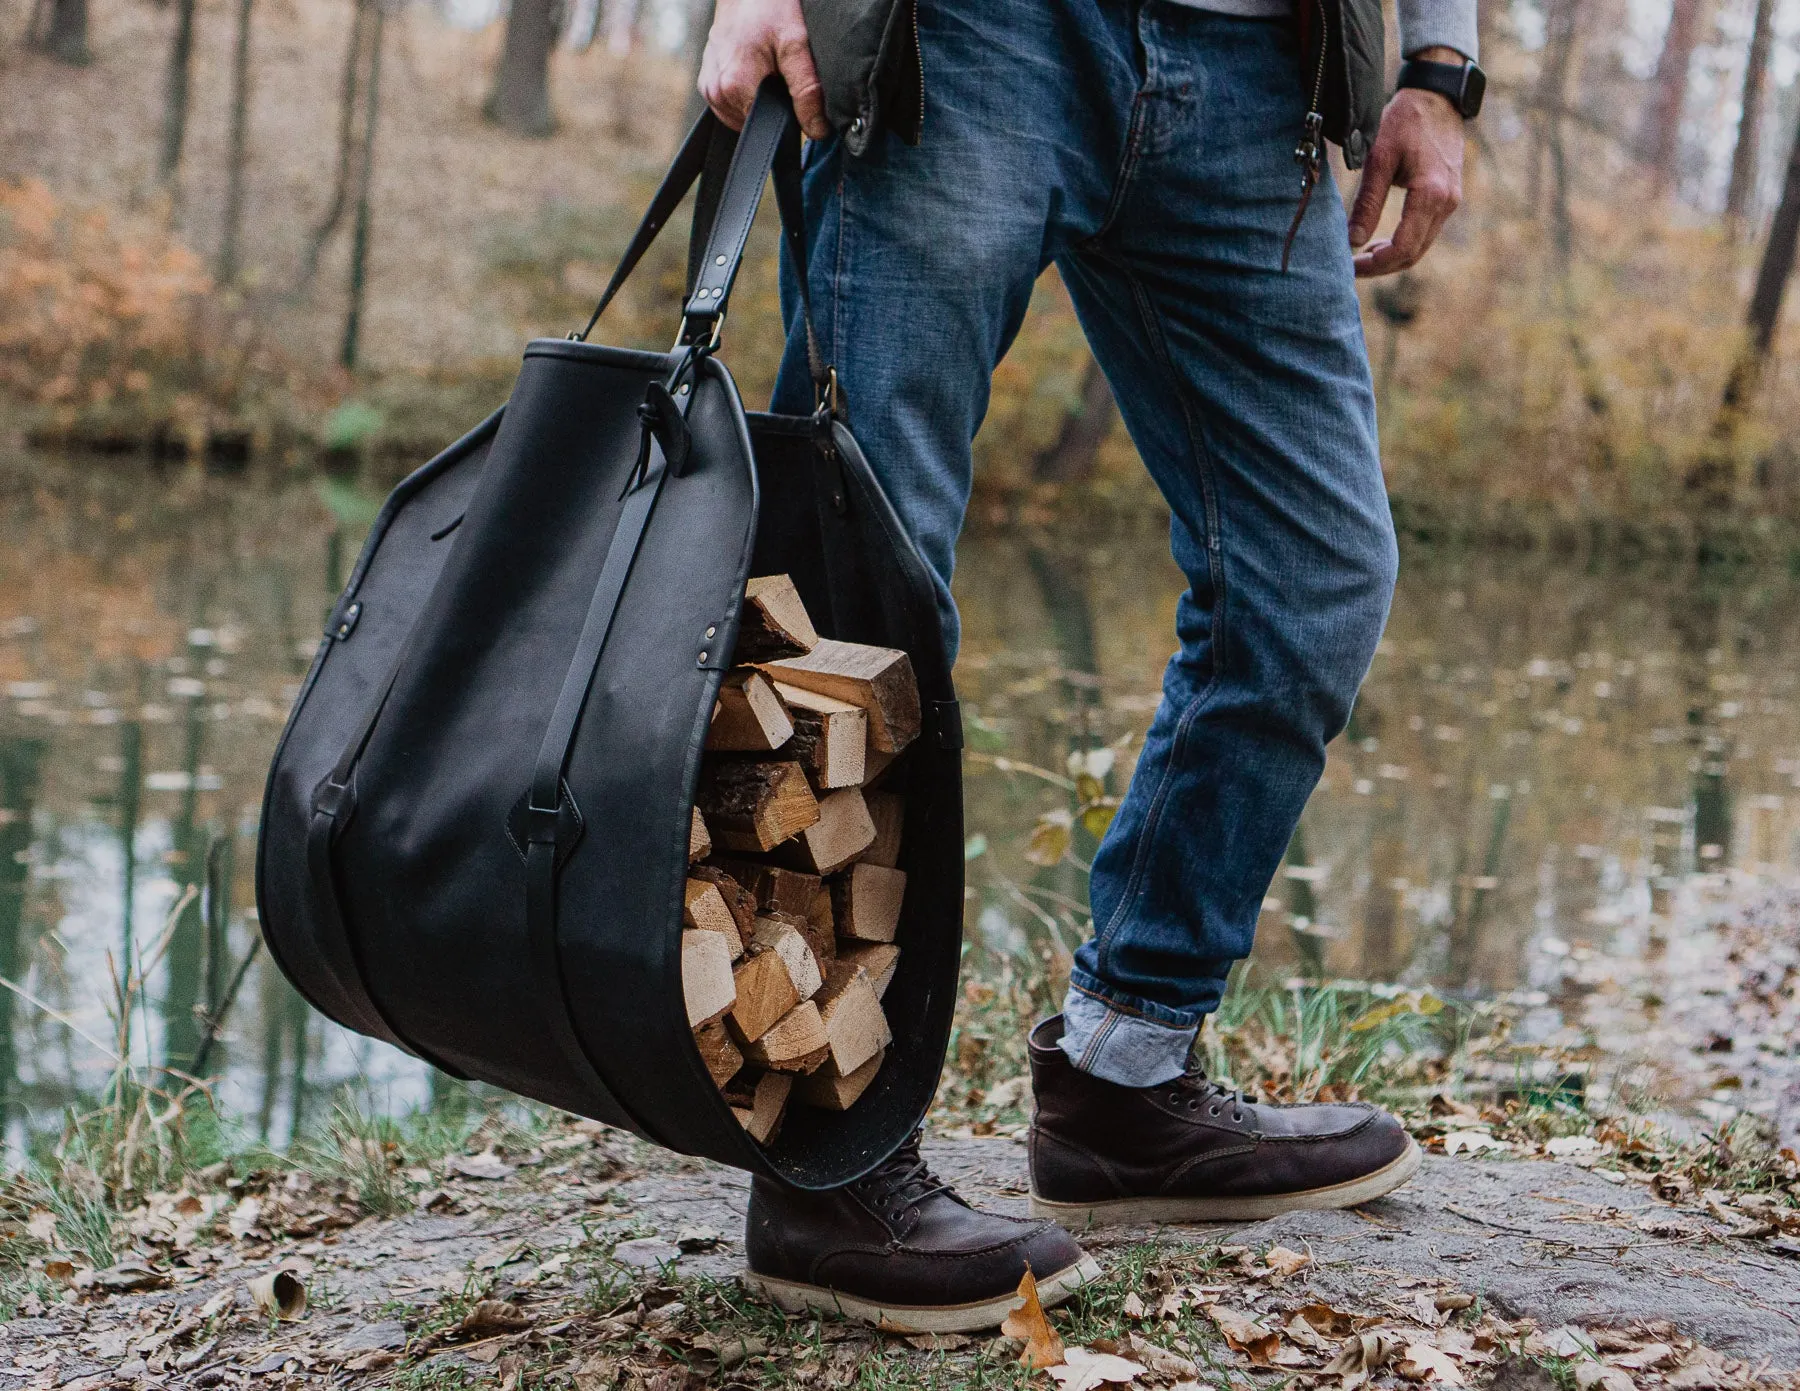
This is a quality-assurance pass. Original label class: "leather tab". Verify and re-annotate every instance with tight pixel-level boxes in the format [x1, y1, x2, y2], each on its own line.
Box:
[506, 782, 586, 868]
[312, 775, 353, 820]
[928, 699, 963, 751]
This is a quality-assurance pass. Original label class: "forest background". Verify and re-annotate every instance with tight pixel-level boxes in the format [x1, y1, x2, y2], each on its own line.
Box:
[6, 0, 1800, 544]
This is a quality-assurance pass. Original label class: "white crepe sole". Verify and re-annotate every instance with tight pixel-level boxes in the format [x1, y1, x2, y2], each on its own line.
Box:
[740, 1253, 1105, 1334]
[1029, 1135, 1423, 1227]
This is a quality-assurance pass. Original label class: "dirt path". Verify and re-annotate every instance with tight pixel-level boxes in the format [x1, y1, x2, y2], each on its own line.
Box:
[8, 1136, 1800, 1389]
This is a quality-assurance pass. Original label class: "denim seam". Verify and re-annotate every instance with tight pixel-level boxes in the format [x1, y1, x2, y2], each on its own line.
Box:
[1074, 1006, 1122, 1075]
[1086, 258, 1231, 983]
[1089, 92, 1151, 247]
[831, 152, 848, 382]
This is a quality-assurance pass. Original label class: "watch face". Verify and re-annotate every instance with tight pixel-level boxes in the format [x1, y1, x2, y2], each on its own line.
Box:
[1461, 64, 1487, 118]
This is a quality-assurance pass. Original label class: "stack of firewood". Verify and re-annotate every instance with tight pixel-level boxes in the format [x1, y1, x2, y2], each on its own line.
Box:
[679, 576, 916, 1146]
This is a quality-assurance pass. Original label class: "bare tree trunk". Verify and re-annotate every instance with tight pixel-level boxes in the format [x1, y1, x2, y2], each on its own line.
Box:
[37, 0, 90, 64]
[1638, 0, 1706, 198]
[1529, 0, 1581, 221]
[217, 0, 256, 284]
[1725, 0, 1775, 231]
[1698, 104, 1800, 493]
[485, 0, 559, 137]
[340, 0, 385, 369]
[159, 0, 198, 188]
[1032, 358, 1118, 485]
[296, 0, 374, 292]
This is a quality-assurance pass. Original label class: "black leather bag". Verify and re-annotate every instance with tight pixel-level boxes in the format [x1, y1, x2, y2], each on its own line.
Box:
[256, 84, 963, 1188]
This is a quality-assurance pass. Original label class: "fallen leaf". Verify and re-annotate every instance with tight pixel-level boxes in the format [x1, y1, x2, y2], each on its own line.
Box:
[1609, 1344, 1676, 1372]
[1210, 1307, 1281, 1366]
[247, 1269, 307, 1321]
[1413, 1292, 1446, 1328]
[1651, 1174, 1695, 1204]
[460, 1301, 532, 1336]
[1546, 1136, 1603, 1157]
[1435, 1292, 1474, 1312]
[465, 1344, 505, 1365]
[1298, 1303, 1358, 1339]
[344, 1350, 399, 1373]
[1575, 1363, 1636, 1391]
[26, 1210, 57, 1243]
[1265, 1245, 1311, 1277]
[1285, 1315, 1336, 1353]
[1398, 1341, 1466, 1384]
[688, 1333, 769, 1370]
[1325, 1331, 1402, 1388]
[1118, 1333, 1199, 1380]
[450, 1151, 516, 1180]
[1047, 1347, 1147, 1391]
[1526, 1328, 1598, 1360]
[906, 1333, 973, 1351]
[1001, 1268, 1065, 1370]
[43, 1259, 74, 1284]
[1122, 1292, 1147, 1320]
[227, 1197, 262, 1239]
[95, 1261, 169, 1292]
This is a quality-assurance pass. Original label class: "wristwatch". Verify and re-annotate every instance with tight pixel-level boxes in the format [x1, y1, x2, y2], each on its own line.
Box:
[1395, 57, 1486, 119]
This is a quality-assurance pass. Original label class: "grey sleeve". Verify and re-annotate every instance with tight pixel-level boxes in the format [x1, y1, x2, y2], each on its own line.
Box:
[1395, 0, 1479, 60]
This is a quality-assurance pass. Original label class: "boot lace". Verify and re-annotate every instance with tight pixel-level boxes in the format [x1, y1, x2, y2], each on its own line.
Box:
[1171, 1066, 1250, 1125]
[855, 1133, 950, 1222]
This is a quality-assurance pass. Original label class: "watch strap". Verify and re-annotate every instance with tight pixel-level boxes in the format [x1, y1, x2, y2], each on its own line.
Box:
[1395, 57, 1485, 118]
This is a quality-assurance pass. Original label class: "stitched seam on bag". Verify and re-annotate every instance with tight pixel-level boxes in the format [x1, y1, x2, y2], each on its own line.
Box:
[1085, 257, 1229, 977]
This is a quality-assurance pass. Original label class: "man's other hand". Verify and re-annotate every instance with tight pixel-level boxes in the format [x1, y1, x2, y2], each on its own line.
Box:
[699, 0, 830, 138]
[1346, 47, 1466, 277]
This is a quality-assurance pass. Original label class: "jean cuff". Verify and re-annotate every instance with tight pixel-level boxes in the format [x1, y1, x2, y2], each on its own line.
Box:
[1059, 983, 1198, 1088]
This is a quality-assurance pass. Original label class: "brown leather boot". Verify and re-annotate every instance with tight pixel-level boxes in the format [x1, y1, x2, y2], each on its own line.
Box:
[743, 1131, 1102, 1333]
[1028, 1015, 1419, 1226]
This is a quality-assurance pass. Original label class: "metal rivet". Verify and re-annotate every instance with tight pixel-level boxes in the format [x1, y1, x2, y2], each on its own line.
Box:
[697, 652, 709, 666]
[715, 254, 727, 266]
[679, 383, 690, 395]
[705, 626, 717, 639]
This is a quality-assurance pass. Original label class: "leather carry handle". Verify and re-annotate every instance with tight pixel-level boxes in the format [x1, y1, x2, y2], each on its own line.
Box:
[577, 79, 828, 392]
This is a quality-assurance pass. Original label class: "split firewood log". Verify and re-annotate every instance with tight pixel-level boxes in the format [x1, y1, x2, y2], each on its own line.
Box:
[813, 961, 891, 1076]
[689, 807, 713, 863]
[796, 1048, 884, 1111]
[835, 941, 899, 998]
[684, 878, 745, 959]
[689, 864, 757, 945]
[750, 916, 823, 999]
[726, 1069, 791, 1143]
[733, 575, 820, 663]
[681, 929, 737, 1028]
[740, 1000, 831, 1073]
[729, 950, 801, 1042]
[832, 862, 906, 943]
[762, 639, 920, 753]
[771, 786, 875, 875]
[774, 682, 867, 789]
[693, 1018, 744, 1088]
[696, 760, 819, 853]
[706, 669, 794, 752]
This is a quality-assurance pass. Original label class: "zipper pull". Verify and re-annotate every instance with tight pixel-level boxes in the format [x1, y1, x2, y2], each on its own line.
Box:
[1282, 110, 1325, 273]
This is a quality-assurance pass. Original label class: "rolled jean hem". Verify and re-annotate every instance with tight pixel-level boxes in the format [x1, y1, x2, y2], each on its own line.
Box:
[1058, 980, 1201, 1087]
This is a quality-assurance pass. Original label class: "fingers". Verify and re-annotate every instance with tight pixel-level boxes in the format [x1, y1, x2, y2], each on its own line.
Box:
[1354, 173, 1459, 276]
[777, 33, 830, 139]
[1347, 141, 1398, 249]
[698, 40, 758, 131]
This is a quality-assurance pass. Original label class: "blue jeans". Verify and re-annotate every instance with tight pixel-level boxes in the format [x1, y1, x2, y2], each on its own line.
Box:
[771, 0, 1396, 1087]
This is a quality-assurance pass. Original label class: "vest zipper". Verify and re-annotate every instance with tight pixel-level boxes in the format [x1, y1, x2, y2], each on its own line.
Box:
[1282, 0, 1330, 272]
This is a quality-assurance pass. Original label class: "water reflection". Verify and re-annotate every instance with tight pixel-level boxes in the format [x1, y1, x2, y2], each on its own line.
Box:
[3, 452, 1798, 1147]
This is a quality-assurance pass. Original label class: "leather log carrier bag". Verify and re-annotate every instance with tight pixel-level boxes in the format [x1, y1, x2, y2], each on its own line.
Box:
[256, 81, 963, 1188]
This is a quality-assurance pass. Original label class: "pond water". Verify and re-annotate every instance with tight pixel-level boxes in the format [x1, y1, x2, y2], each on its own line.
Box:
[2, 453, 1796, 1155]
